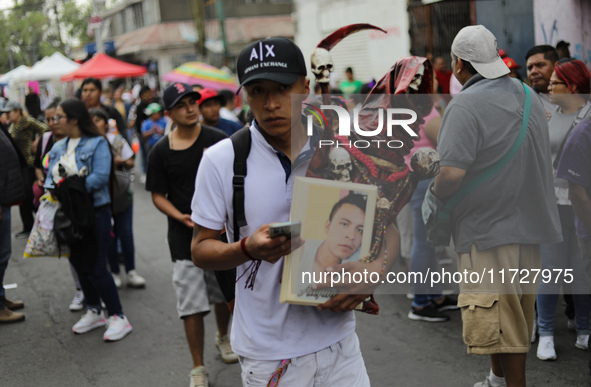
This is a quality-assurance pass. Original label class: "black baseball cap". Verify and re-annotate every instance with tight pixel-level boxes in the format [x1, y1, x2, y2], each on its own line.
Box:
[163, 83, 201, 110]
[236, 37, 307, 90]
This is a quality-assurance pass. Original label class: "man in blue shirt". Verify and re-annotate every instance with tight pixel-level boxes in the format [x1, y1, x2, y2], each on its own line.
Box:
[198, 88, 243, 136]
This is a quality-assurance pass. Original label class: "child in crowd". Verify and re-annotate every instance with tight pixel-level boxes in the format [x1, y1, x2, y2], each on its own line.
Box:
[141, 103, 166, 151]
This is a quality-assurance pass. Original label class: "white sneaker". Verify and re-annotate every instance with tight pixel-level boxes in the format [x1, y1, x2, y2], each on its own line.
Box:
[112, 273, 122, 288]
[73, 309, 106, 334]
[537, 336, 557, 361]
[189, 366, 208, 387]
[474, 376, 506, 387]
[567, 319, 576, 331]
[69, 290, 85, 312]
[576, 334, 589, 350]
[126, 270, 146, 288]
[103, 314, 133, 341]
[216, 333, 239, 364]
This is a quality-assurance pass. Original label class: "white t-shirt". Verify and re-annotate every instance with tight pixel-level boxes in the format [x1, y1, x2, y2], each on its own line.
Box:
[220, 107, 241, 123]
[191, 123, 355, 360]
[51, 137, 80, 183]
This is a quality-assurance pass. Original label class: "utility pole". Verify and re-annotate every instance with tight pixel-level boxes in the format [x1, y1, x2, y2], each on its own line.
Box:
[54, 3, 65, 51]
[215, 0, 229, 66]
[92, 0, 106, 54]
[190, 0, 207, 59]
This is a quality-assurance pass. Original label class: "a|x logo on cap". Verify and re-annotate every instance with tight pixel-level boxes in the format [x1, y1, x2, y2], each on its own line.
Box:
[250, 43, 276, 61]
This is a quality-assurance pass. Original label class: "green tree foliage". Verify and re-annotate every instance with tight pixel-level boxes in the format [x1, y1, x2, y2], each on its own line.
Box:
[0, 0, 93, 74]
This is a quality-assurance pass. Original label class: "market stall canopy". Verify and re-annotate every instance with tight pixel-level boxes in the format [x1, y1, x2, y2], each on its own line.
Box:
[60, 52, 147, 81]
[0, 65, 31, 86]
[162, 62, 238, 92]
[23, 52, 80, 81]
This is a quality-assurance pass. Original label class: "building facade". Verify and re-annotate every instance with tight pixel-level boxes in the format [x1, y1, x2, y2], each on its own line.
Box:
[99, 0, 295, 83]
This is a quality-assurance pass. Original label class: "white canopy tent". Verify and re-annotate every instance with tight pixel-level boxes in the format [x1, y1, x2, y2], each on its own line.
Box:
[3, 52, 80, 105]
[22, 52, 80, 81]
[0, 65, 30, 86]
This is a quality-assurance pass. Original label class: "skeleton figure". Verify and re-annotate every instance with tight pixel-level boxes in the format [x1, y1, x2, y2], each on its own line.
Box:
[311, 47, 334, 84]
[410, 147, 440, 180]
[408, 64, 425, 92]
[328, 147, 352, 181]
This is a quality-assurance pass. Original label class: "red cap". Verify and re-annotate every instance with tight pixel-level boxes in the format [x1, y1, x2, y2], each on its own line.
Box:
[498, 48, 507, 58]
[197, 88, 224, 106]
[503, 57, 522, 69]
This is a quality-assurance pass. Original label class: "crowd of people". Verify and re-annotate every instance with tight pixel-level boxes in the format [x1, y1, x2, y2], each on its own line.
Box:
[0, 25, 590, 387]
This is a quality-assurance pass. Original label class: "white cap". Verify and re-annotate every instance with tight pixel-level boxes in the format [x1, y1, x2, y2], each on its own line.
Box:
[451, 25, 510, 79]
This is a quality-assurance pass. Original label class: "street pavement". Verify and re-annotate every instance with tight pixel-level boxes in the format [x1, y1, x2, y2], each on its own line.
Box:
[1, 178, 589, 386]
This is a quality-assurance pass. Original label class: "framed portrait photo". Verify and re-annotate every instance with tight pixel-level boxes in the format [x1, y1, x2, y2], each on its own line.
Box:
[280, 177, 378, 306]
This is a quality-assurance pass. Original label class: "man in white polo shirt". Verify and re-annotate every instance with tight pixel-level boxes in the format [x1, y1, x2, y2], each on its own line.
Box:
[190, 37, 371, 386]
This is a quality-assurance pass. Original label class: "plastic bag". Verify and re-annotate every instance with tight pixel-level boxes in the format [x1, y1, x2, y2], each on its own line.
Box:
[24, 194, 69, 258]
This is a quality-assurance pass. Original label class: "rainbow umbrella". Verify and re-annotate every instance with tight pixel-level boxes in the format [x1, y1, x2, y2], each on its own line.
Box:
[162, 62, 238, 92]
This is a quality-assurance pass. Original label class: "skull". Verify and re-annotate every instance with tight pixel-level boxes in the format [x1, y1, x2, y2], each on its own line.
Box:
[311, 48, 334, 83]
[408, 64, 425, 92]
[329, 147, 352, 182]
[410, 147, 440, 180]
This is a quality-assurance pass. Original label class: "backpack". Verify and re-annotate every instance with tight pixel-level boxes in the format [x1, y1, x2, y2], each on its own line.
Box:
[214, 128, 251, 306]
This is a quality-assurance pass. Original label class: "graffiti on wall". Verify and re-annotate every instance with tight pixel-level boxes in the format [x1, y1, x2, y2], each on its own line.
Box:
[540, 19, 591, 65]
[541, 20, 558, 45]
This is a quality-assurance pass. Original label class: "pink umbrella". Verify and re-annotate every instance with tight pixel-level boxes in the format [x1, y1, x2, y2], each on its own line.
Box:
[162, 62, 238, 92]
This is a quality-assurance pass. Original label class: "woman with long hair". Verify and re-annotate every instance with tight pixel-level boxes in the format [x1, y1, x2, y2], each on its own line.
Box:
[45, 99, 132, 341]
[536, 59, 591, 360]
[34, 100, 86, 312]
[89, 107, 146, 288]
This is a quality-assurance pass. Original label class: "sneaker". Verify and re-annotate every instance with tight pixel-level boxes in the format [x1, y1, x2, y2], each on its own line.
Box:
[537, 336, 557, 360]
[408, 304, 450, 322]
[189, 366, 209, 387]
[576, 334, 589, 350]
[139, 175, 146, 184]
[474, 376, 506, 387]
[72, 309, 106, 334]
[0, 308, 25, 323]
[14, 229, 31, 239]
[216, 333, 239, 364]
[103, 314, 133, 341]
[1, 298, 24, 310]
[69, 290, 85, 312]
[112, 273, 122, 289]
[126, 270, 146, 288]
[433, 296, 459, 312]
[567, 318, 576, 331]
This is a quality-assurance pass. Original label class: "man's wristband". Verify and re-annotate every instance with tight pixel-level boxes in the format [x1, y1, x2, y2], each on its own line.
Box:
[240, 237, 255, 260]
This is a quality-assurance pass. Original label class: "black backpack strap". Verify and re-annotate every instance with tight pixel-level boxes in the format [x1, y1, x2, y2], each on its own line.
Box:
[214, 127, 251, 307]
[231, 127, 252, 243]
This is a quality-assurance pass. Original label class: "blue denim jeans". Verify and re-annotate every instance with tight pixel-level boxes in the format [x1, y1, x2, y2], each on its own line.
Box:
[71, 205, 123, 317]
[108, 203, 136, 274]
[139, 138, 148, 174]
[537, 205, 590, 336]
[409, 179, 443, 308]
[0, 205, 11, 308]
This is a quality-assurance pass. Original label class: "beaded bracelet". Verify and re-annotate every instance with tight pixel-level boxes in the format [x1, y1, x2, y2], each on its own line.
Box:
[240, 237, 255, 261]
